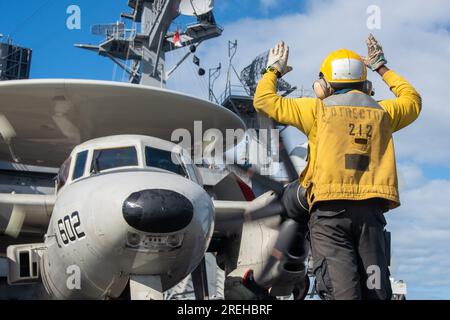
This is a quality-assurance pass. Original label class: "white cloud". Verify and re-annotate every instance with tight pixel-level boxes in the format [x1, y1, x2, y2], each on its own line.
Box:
[387, 179, 450, 293]
[398, 163, 426, 191]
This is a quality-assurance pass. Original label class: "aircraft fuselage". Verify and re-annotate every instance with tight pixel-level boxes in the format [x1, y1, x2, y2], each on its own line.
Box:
[39, 136, 214, 299]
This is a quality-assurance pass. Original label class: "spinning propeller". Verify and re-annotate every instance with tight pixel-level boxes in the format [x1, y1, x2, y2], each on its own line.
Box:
[230, 131, 310, 292]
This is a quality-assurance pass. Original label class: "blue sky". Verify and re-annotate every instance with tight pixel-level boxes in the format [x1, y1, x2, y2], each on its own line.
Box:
[1, 0, 450, 299]
[0, 0, 306, 80]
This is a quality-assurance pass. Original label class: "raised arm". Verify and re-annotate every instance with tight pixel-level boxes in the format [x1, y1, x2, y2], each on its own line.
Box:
[378, 67, 422, 132]
[253, 42, 318, 136]
[362, 34, 422, 132]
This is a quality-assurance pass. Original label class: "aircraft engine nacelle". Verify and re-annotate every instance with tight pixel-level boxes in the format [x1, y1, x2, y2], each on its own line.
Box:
[39, 171, 214, 299]
[267, 234, 309, 297]
[223, 190, 310, 298]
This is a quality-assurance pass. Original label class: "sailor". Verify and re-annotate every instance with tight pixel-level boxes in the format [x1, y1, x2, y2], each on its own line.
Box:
[253, 34, 421, 300]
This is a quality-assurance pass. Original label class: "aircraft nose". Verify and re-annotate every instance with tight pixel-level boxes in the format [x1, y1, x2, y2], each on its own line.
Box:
[122, 189, 194, 233]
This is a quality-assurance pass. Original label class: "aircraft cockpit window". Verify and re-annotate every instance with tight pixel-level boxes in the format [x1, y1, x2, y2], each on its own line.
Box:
[72, 150, 88, 180]
[145, 147, 188, 178]
[91, 147, 138, 173]
[57, 157, 71, 190]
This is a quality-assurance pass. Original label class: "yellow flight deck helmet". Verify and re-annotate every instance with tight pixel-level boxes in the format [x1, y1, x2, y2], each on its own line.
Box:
[313, 48, 372, 99]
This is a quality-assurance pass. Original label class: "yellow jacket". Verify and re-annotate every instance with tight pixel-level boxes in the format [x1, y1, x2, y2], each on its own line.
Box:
[254, 69, 421, 208]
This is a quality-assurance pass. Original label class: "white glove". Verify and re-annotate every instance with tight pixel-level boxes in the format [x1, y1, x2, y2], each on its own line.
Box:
[362, 33, 387, 71]
[267, 41, 293, 77]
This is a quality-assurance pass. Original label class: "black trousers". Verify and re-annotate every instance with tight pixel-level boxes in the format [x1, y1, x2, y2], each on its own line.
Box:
[309, 199, 392, 300]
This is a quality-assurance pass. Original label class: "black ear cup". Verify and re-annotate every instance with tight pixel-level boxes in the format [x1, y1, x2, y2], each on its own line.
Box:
[363, 80, 374, 96]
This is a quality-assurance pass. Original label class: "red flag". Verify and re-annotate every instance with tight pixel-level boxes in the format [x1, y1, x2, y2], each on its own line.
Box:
[174, 31, 182, 47]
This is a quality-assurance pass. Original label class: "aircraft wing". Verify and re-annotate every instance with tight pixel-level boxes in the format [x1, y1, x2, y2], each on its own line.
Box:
[213, 200, 249, 219]
[0, 193, 55, 239]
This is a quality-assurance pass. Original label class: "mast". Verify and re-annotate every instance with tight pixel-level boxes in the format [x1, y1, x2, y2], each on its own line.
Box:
[76, 0, 222, 87]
